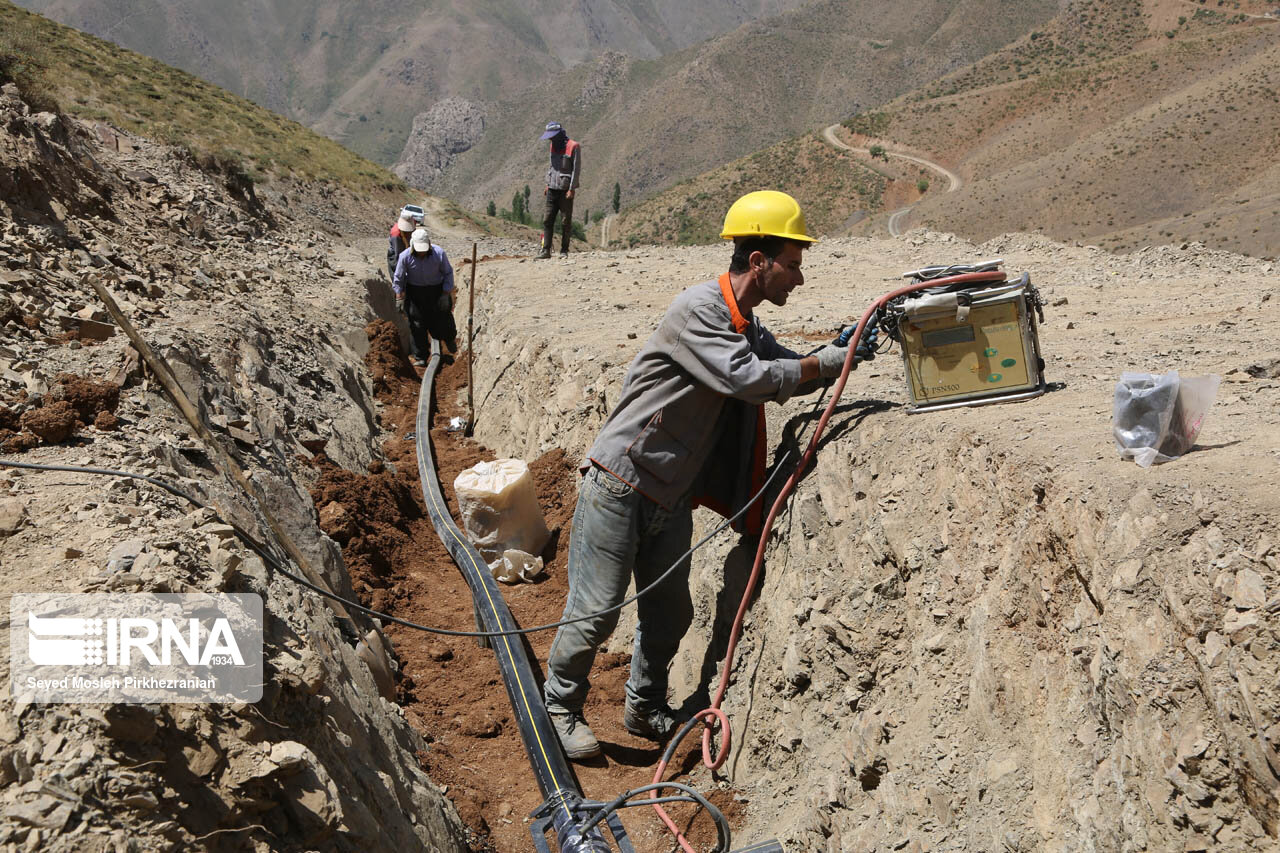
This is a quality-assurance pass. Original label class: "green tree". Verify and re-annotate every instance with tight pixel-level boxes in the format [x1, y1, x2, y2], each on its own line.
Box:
[523, 184, 531, 209]
[869, 144, 887, 160]
[916, 178, 930, 194]
[486, 200, 496, 217]
[612, 182, 621, 213]
[512, 191, 525, 224]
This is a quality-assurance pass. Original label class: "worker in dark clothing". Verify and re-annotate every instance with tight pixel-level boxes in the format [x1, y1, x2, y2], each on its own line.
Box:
[393, 228, 457, 367]
[537, 121, 581, 259]
[387, 204, 424, 278]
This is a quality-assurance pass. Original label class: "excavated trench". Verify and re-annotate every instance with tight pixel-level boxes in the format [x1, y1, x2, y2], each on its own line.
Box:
[4, 237, 1272, 851]
[309, 317, 742, 853]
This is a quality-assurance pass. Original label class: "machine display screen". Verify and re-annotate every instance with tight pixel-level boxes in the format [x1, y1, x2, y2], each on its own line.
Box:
[921, 325, 976, 349]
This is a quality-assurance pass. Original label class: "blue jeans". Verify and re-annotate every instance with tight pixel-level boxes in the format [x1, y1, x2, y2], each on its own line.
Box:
[543, 465, 693, 715]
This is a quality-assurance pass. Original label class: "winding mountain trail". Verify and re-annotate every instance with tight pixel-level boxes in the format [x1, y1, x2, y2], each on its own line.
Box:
[821, 123, 961, 237]
[601, 212, 617, 247]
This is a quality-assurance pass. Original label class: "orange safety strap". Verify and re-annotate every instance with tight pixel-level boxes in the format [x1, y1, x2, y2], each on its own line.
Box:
[715, 273, 766, 536]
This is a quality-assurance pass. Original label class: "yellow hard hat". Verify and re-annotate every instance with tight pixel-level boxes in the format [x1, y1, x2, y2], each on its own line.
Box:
[719, 190, 816, 243]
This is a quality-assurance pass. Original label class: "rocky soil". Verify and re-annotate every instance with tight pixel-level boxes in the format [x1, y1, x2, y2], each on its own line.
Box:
[3, 75, 1279, 853]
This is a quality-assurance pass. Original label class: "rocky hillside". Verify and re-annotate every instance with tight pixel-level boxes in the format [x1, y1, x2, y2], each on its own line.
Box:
[15, 0, 812, 165]
[0, 84, 476, 851]
[855, 0, 1280, 258]
[0, 0, 406, 197]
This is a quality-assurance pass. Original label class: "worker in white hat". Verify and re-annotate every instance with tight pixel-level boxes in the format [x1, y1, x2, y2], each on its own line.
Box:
[392, 227, 457, 367]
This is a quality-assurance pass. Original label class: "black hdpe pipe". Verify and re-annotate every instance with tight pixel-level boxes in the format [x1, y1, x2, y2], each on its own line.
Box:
[413, 340, 617, 852]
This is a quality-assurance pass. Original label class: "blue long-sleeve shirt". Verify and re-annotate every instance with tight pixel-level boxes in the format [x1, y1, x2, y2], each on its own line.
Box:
[393, 245, 454, 296]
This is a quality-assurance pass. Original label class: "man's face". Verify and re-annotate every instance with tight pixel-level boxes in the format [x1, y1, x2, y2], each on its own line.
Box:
[757, 242, 805, 307]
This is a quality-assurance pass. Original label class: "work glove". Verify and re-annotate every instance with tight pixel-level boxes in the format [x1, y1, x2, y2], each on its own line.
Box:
[395, 294, 405, 314]
[437, 291, 453, 312]
[853, 327, 878, 366]
[815, 344, 849, 379]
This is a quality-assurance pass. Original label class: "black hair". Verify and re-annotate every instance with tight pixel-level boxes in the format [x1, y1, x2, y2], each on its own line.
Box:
[728, 236, 802, 273]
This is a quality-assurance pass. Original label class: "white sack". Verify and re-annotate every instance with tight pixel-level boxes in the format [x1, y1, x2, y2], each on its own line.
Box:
[453, 459, 550, 583]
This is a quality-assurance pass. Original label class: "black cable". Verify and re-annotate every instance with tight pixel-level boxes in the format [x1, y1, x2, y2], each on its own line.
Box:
[0, 387, 822, 640]
[581, 781, 730, 853]
[588, 796, 703, 809]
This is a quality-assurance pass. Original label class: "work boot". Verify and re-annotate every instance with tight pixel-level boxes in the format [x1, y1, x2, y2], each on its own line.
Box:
[623, 702, 690, 742]
[549, 710, 601, 760]
[536, 251, 551, 260]
[559, 250, 569, 259]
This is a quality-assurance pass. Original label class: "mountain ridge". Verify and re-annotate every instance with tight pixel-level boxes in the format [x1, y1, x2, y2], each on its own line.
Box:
[16, 0, 813, 164]
[425, 0, 1060, 222]
[612, 0, 1280, 259]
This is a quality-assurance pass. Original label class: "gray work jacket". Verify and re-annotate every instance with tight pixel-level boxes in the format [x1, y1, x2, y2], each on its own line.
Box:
[587, 277, 805, 515]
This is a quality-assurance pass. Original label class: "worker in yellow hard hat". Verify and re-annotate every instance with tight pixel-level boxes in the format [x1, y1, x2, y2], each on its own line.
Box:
[544, 190, 868, 760]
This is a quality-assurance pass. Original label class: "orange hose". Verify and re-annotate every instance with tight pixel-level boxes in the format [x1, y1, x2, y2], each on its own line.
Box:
[650, 270, 1006, 850]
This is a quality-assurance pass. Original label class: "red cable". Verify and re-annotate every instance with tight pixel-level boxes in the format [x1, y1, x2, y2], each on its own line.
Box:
[649, 270, 1006, 850]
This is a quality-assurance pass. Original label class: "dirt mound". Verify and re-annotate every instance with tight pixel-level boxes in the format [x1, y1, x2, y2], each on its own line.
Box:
[51, 373, 119, 421]
[0, 404, 33, 451]
[3, 374, 120, 449]
[364, 319, 416, 396]
[18, 399, 77, 443]
[527, 446, 579, 547]
[311, 458, 422, 605]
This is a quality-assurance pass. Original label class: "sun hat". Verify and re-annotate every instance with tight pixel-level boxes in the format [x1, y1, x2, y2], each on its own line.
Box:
[410, 228, 432, 252]
[540, 121, 564, 140]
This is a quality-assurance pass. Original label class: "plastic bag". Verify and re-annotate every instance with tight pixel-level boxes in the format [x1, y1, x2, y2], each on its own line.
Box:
[1113, 371, 1220, 467]
[491, 549, 544, 584]
[454, 459, 550, 583]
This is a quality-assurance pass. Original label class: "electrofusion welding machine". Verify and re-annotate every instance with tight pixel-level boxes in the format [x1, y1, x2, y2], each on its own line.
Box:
[855, 259, 1048, 413]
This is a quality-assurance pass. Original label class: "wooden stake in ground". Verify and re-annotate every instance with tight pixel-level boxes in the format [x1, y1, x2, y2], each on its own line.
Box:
[467, 242, 476, 436]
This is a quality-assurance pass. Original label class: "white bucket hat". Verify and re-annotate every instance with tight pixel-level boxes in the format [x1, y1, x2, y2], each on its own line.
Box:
[410, 228, 432, 252]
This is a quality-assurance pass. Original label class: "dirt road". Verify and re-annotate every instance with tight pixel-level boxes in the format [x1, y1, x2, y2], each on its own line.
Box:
[822, 122, 962, 236]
